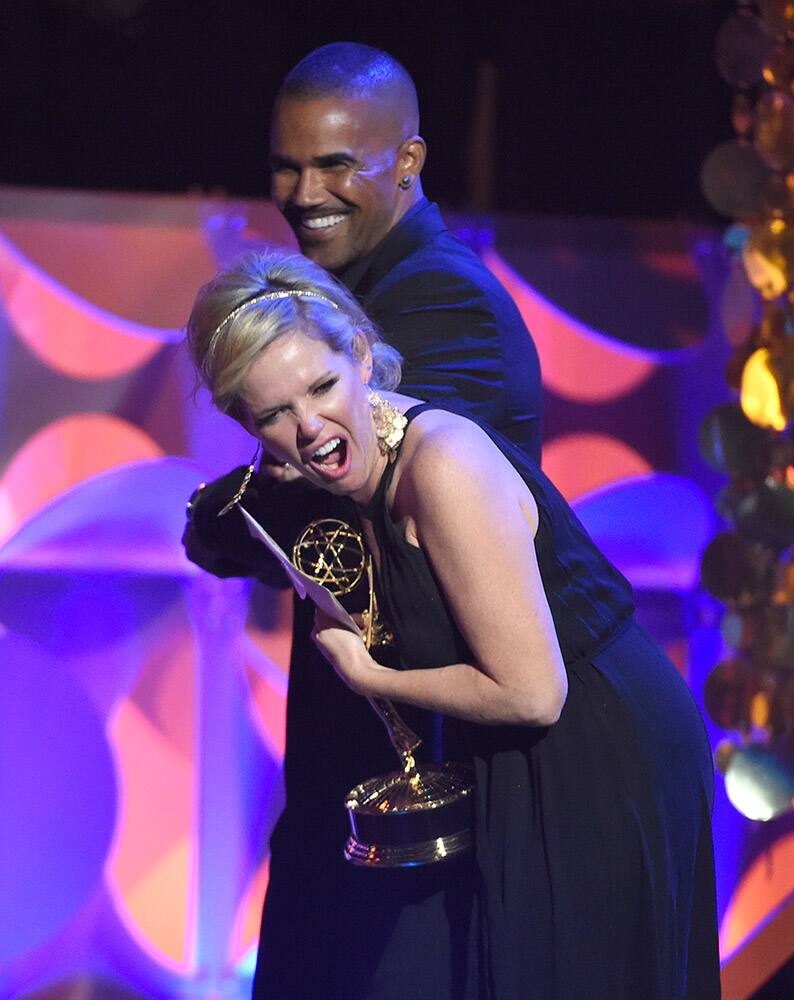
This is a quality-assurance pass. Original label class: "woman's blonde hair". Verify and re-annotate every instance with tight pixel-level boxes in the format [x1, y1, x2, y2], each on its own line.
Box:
[186, 250, 402, 421]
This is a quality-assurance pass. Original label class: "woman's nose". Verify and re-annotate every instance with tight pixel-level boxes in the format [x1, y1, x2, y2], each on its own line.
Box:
[296, 410, 324, 442]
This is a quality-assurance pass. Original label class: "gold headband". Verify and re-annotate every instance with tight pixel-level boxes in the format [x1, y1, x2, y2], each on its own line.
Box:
[211, 289, 340, 339]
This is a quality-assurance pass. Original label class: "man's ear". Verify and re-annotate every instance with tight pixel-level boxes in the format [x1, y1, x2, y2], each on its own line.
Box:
[397, 135, 426, 183]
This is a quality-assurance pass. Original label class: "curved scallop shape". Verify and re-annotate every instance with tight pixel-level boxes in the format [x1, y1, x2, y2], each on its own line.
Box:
[0, 206, 219, 328]
[245, 669, 287, 764]
[484, 248, 658, 402]
[0, 633, 116, 965]
[542, 432, 652, 502]
[230, 856, 270, 972]
[105, 622, 197, 974]
[573, 473, 717, 592]
[0, 229, 179, 380]
[243, 583, 291, 762]
[719, 830, 794, 957]
[0, 414, 164, 547]
[0, 454, 204, 575]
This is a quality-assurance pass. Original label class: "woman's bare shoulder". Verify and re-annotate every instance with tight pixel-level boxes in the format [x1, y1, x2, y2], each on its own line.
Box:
[400, 408, 535, 520]
[407, 408, 500, 468]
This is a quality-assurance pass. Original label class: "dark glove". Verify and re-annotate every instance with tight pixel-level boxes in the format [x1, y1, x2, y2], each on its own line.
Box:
[183, 462, 364, 585]
[182, 465, 279, 580]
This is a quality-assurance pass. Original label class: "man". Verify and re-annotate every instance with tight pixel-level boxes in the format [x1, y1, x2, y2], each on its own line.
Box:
[184, 43, 542, 998]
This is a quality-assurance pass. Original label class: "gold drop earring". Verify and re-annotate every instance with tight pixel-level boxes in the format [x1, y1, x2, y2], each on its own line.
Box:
[368, 389, 407, 459]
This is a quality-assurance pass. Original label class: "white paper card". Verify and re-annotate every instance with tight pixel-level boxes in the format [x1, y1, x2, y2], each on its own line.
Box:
[239, 506, 362, 636]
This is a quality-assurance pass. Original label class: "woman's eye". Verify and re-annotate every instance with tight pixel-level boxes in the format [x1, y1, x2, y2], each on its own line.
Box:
[314, 378, 338, 395]
[257, 411, 280, 427]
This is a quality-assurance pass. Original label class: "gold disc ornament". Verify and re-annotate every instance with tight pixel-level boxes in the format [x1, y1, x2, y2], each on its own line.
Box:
[755, 90, 794, 171]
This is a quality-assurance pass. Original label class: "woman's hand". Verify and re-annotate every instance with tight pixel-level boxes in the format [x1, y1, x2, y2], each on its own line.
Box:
[311, 609, 383, 696]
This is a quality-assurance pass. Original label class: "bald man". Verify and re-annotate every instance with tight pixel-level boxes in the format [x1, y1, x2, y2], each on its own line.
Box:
[183, 43, 542, 998]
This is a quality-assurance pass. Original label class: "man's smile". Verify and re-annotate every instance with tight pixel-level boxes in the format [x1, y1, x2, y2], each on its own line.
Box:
[302, 214, 347, 230]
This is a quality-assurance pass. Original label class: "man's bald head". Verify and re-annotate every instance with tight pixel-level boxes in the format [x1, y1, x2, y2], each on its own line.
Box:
[278, 43, 419, 142]
[270, 44, 426, 272]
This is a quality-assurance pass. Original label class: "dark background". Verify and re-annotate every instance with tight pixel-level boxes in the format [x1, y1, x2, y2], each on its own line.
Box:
[2, 0, 734, 218]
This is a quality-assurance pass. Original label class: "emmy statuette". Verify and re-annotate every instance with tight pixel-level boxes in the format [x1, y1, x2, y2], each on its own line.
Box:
[293, 518, 474, 868]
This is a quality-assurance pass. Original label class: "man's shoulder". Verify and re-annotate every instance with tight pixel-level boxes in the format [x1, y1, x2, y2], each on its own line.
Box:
[369, 231, 520, 315]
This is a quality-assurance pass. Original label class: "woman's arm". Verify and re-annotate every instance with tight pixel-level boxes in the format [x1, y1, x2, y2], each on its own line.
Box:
[312, 418, 568, 727]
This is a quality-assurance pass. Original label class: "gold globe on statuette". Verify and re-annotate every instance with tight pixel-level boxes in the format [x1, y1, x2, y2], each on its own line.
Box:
[292, 517, 474, 868]
[293, 518, 367, 595]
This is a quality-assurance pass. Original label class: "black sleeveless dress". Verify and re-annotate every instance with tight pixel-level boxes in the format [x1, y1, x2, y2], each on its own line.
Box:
[254, 403, 720, 1000]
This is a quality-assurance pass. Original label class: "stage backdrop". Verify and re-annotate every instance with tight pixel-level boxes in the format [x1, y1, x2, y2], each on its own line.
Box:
[0, 186, 788, 1000]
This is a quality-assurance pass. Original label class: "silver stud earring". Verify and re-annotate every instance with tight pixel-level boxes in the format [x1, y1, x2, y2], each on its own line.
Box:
[399, 175, 413, 190]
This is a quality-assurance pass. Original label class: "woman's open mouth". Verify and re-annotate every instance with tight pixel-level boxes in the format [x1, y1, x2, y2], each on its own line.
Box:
[307, 436, 351, 480]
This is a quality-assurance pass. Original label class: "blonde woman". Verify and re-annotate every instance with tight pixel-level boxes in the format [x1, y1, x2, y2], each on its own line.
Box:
[187, 250, 720, 1000]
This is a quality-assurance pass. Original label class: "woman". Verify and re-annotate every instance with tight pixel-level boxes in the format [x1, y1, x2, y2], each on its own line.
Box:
[187, 250, 720, 999]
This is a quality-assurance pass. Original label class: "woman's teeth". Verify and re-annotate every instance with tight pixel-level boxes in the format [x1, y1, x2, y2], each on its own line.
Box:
[313, 437, 342, 462]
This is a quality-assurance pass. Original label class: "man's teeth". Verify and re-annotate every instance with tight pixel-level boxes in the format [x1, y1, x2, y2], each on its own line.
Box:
[313, 437, 341, 460]
[303, 214, 346, 230]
